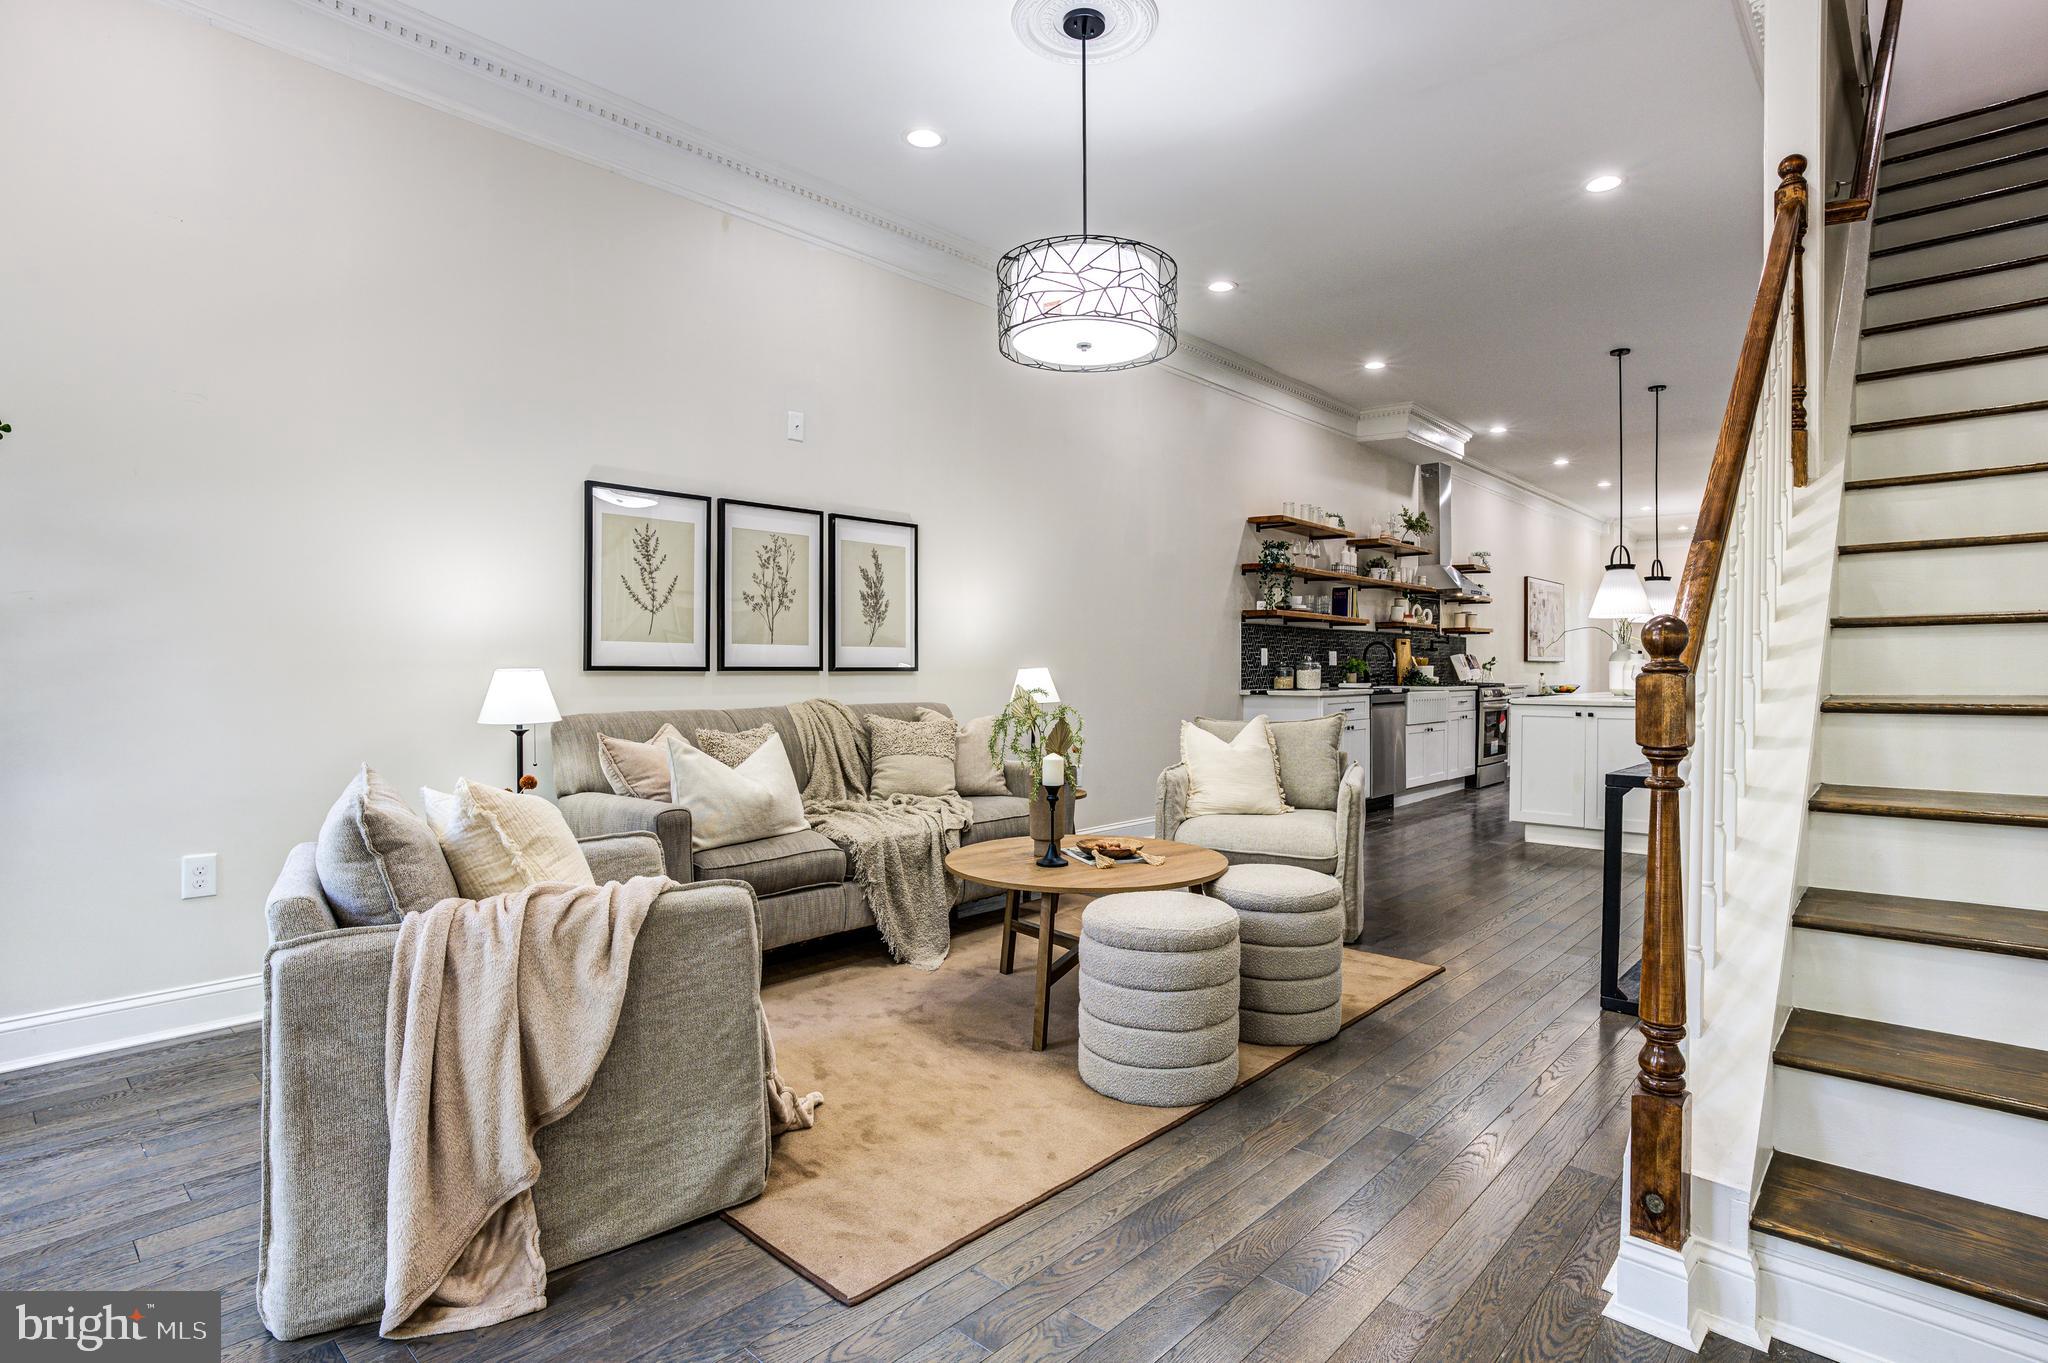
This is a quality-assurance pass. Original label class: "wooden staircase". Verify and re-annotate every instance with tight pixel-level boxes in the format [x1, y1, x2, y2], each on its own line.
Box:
[1754, 82, 2048, 1330]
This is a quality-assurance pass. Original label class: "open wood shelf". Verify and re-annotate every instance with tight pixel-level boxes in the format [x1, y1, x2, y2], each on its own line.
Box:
[1346, 536, 1430, 557]
[1441, 591, 1493, 604]
[1246, 515, 1350, 540]
[1238, 565, 1441, 594]
[1443, 626, 1493, 635]
[1451, 562, 1492, 574]
[1241, 609, 1380, 629]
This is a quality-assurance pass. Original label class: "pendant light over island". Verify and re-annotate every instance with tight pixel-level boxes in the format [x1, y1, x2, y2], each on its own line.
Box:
[1589, 346, 1652, 621]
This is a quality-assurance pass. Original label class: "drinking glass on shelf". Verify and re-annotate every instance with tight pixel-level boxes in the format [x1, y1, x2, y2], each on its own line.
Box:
[1283, 500, 1298, 519]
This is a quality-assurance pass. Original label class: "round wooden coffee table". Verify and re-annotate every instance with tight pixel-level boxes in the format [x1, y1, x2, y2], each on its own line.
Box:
[946, 835, 1230, 1051]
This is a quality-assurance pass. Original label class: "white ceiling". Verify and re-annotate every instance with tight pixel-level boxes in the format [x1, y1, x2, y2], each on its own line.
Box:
[397, 0, 1766, 520]
[1886, 0, 2048, 129]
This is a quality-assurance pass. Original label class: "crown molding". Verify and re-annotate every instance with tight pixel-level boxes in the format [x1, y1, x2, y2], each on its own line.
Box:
[1728, 0, 1766, 86]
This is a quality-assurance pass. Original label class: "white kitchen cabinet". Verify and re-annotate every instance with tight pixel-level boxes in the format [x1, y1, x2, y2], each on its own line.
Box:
[1507, 696, 1646, 848]
[1405, 721, 1449, 787]
[1449, 712, 1478, 780]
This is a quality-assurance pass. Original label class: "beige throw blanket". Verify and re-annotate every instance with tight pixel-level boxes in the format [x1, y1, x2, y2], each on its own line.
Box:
[789, 699, 971, 970]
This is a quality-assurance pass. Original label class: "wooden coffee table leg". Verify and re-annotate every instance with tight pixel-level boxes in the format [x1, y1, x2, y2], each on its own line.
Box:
[1032, 892, 1059, 1052]
[999, 889, 1020, 975]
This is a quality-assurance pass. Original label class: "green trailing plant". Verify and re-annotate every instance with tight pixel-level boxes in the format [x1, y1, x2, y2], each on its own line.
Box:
[989, 685, 1087, 795]
[1397, 506, 1433, 541]
[1255, 539, 1294, 608]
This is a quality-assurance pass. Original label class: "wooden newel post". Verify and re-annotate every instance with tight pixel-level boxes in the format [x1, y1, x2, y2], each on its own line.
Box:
[1631, 614, 1692, 1249]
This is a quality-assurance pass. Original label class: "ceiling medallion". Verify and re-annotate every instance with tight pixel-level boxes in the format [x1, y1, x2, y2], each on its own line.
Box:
[1011, 0, 1159, 63]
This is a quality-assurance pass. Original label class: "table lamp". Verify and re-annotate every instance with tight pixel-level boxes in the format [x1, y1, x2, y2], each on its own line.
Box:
[478, 667, 560, 790]
[1012, 667, 1058, 704]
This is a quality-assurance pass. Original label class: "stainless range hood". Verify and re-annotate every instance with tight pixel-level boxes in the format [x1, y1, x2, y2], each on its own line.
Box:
[1416, 462, 1485, 598]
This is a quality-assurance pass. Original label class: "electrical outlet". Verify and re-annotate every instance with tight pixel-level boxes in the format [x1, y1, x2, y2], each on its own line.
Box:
[786, 410, 805, 442]
[181, 853, 217, 900]
[1328, 650, 1338, 666]
[1259, 647, 1269, 666]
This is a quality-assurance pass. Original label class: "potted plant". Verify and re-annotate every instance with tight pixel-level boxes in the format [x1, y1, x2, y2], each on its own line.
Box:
[1397, 506, 1433, 544]
[1255, 539, 1295, 608]
[1470, 549, 1492, 569]
[1340, 657, 1372, 690]
[990, 684, 1088, 852]
[1365, 555, 1392, 581]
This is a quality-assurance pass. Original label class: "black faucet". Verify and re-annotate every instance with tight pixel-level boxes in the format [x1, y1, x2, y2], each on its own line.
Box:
[1361, 639, 1397, 684]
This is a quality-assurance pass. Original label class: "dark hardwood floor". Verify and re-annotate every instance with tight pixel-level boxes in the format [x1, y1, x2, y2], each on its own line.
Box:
[0, 788, 1832, 1363]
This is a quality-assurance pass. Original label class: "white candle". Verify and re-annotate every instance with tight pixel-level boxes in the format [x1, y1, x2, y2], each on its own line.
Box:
[1041, 753, 1067, 788]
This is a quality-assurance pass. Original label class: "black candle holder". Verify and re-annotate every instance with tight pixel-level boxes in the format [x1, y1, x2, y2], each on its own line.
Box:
[1035, 783, 1066, 867]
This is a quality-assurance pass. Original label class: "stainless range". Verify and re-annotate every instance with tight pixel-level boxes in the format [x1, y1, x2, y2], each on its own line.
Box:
[1471, 682, 1511, 788]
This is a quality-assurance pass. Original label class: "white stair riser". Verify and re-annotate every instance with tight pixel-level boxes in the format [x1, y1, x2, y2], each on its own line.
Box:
[1806, 809, 2048, 905]
[1834, 541, 2048, 615]
[1858, 301, 2048, 371]
[1771, 1067, 2048, 1219]
[1875, 181, 2048, 248]
[1862, 258, 2048, 328]
[1882, 127, 2048, 184]
[1879, 151, 2048, 214]
[1869, 218, 2048, 288]
[1818, 711, 2048, 794]
[1788, 928, 2048, 1048]
[1886, 97, 2048, 156]
[1847, 405, 2048, 477]
[1841, 469, 2048, 539]
[1852, 350, 2048, 421]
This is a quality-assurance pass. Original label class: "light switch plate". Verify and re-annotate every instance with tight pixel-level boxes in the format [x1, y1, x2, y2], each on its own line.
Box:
[786, 410, 805, 442]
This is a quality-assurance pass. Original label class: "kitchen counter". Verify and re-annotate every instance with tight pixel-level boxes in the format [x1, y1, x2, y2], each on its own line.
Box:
[1240, 683, 1484, 696]
[1510, 691, 1636, 708]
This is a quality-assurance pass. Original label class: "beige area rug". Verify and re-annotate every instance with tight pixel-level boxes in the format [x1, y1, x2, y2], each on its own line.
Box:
[723, 905, 1442, 1303]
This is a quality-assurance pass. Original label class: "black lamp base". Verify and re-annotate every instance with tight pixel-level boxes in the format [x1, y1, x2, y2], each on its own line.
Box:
[1035, 786, 1067, 867]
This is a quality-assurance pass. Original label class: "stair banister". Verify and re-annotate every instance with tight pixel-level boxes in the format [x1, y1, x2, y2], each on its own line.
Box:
[1824, 0, 1903, 226]
[1629, 155, 1809, 1251]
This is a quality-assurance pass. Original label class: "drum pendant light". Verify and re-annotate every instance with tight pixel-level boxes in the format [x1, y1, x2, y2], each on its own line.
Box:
[997, 7, 1178, 371]
[1589, 347, 1652, 620]
[1642, 383, 1677, 616]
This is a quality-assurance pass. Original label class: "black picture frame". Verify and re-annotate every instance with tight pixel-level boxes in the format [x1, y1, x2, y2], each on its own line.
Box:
[717, 497, 825, 672]
[828, 514, 920, 673]
[584, 479, 712, 672]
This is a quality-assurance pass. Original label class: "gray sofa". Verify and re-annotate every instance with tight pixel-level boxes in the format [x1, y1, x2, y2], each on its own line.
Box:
[552, 700, 1032, 951]
[257, 831, 769, 1341]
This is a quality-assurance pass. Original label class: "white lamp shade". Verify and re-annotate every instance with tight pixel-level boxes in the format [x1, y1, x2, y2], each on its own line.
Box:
[1641, 572, 1678, 617]
[1590, 565, 1651, 621]
[1012, 667, 1059, 705]
[478, 668, 561, 725]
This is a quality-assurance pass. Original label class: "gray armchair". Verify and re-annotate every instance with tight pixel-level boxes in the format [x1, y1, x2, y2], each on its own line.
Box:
[1157, 756, 1366, 943]
[256, 832, 770, 1340]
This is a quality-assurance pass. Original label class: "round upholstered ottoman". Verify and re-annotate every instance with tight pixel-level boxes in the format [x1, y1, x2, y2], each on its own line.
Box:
[1213, 865, 1346, 1046]
[1077, 892, 1241, 1106]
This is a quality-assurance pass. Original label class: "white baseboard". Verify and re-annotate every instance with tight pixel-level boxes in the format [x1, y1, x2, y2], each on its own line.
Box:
[1080, 816, 1157, 838]
[1522, 823, 1648, 854]
[0, 974, 262, 1075]
[1757, 1236, 2048, 1363]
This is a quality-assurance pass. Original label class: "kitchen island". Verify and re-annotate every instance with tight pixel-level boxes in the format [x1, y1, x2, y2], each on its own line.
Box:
[1507, 692, 1647, 851]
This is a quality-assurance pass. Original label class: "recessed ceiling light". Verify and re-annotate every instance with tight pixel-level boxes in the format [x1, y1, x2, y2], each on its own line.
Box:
[1679, 524, 1690, 531]
[1489, 424, 1507, 436]
[1363, 359, 1388, 371]
[1584, 174, 1623, 194]
[1207, 279, 1238, 293]
[904, 128, 945, 149]
[1598, 480, 1612, 489]
[1552, 457, 1570, 466]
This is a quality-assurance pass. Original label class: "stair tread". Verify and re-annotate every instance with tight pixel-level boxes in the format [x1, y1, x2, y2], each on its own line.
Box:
[1885, 113, 2048, 168]
[1885, 144, 2048, 197]
[1870, 210, 2048, 259]
[1809, 782, 2048, 828]
[1831, 610, 2048, 627]
[1862, 294, 2048, 336]
[1889, 86, 2048, 141]
[1844, 460, 2048, 490]
[1796, 886, 2048, 961]
[1752, 1153, 2048, 1318]
[1776, 1008, 2048, 1120]
[1858, 343, 2048, 382]
[1838, 531, 2048, 554]
[1850, 398, 2048, 433]
[1822, 694, 2048, 715]
[1866, 252, 2048, 298]
[1876, 174, 2048, 225]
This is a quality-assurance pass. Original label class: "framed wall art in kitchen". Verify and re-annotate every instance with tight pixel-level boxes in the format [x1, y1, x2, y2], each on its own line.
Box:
[718, 498, 824, 671]
[584, 480, 711, 671]
[1524, 575, 1565, 662]
[828, 513, 918, 672]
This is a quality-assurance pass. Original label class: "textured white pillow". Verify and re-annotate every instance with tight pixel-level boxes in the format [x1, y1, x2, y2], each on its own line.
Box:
[921, 709, 1010, 797]
[1180, 715, 1289, 817]
[420, 779, 597, 900]
[665, 732, 810, 851]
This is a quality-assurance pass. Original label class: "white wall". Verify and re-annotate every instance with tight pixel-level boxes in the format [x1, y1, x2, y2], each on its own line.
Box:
[0, 0, 1608, 1030]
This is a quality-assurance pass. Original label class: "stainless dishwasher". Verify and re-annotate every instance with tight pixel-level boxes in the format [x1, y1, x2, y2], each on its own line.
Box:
[1369, 691, 1406, 803]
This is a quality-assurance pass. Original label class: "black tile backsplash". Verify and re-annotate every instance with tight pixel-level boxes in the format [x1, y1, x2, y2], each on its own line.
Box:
[1241, 621, 1485, 690]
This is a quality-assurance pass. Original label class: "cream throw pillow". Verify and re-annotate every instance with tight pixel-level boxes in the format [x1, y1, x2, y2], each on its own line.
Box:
[420, 779, 597, 900]
[868, 713, 961, 798]
[920, 709, 1009, 797]
[1180, 715, 1290, 817]
[695, 724, 775, 769]
[598, 723, 684, 800]
[665, 732, 810, 851]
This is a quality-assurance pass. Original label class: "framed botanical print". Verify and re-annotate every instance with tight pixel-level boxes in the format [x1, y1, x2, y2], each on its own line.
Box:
[584, 480, 711, 671]
[718, 498, 824, 671]
[1524, 575, 1565, 662]
[829, 514, 919, 672]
